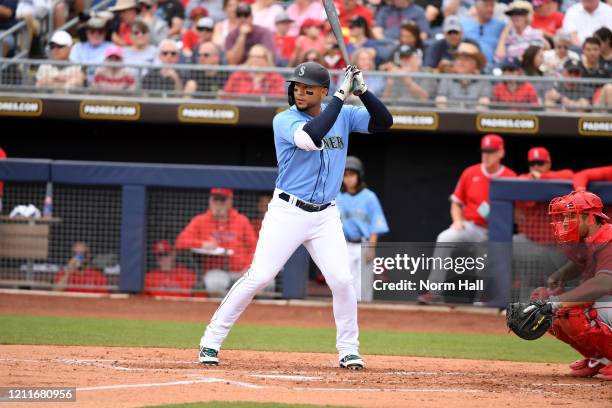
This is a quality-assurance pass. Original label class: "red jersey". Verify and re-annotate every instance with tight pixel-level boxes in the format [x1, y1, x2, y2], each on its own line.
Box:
[53, 267, 110, 294]
[0, 147, 5, 198]
[582, 224, 612, 283]
[531, 12, 564, 36]
[274, 35, 296, 61]
[451, 163, 517, 227]
[339, 4, 374, 28]
[573, 166, 612, 190]
[182, 30, 199, 51]
[175, 208, 257, 272]
[492, 82, 539, 109]
[144, 264, 197, 297]
[223, 71, 286, 96]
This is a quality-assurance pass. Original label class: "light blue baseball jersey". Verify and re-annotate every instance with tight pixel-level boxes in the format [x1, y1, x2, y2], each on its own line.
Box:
[336, 188, 389, 241]
[273, 103, 371, 204]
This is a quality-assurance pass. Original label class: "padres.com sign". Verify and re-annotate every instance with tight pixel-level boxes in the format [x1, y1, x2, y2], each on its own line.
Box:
[0, 97, 42, 117]
[79, 101, 141, 121]
[476, 114, 539, 134]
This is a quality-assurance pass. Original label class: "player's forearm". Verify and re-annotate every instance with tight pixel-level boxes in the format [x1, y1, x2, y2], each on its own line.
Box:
[302, 96, 344, 145]
[359, 90, 393, 132]
[556, 274, 612, 304]
[450, 201, 463, 223]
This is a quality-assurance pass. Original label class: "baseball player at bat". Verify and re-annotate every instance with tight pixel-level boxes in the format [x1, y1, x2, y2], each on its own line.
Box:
[198, 62, 393, 369]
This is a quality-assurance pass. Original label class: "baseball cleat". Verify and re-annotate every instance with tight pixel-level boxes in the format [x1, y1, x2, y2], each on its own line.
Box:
[199, 346, 219, 365]
[568, 358, 604, 377]
[599, 364, 612, 381]
[339, 354, 365, 370]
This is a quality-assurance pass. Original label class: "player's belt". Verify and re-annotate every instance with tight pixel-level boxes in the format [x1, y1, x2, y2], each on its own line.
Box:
[279, 192, 332, 213]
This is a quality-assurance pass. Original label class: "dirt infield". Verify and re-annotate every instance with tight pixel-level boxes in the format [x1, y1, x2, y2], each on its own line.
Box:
[1, 293, 611, 407]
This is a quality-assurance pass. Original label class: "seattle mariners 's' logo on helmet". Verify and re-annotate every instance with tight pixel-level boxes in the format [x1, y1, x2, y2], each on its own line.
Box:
[298, 65, 306, 76]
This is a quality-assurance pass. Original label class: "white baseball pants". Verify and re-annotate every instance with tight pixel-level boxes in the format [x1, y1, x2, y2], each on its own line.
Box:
[201, 190, 359, 359]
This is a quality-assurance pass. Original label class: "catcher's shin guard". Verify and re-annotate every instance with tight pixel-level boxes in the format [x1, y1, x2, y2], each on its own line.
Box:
[550, 306, 612, 360]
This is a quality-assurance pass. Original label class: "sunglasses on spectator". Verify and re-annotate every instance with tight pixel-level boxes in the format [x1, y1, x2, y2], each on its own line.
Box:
[236, 12, 250, 18]
[161, 50, 178, 56]
[87, 29, 105, 35]
[556, 44, 568, 49]
[197, 27, 213, 32]
[529, 160, 547, 167]
[139, 4, 152, 10]
[199, 52, 215, 57]
[49, 43, 66, 49]
[567, 69, 581, 76]
[211, 196, 228, 202]
[132, 30, 147, 36]
[107, 55, 122, 61]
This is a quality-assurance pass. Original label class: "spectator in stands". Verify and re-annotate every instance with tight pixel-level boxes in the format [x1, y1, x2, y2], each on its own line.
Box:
[418, 134, 516, 304]
[110, 0, 139, 46]
[462, 0, 505, 68]
[521, 45, 551, 100]
[415, 0, 443, 32]
[496, 1, 545, 61]
[123, 19, 158, 65]
[54, 242, 110, 294]
[289, 18, 326, 66]
[350, 47, 385, 96]
[186, 5, 208, 30]
[492, 57, 540, 109]
[544, 59, 591, 111]
[435, 42, 491, 109]
[581, 36, 611, 78]
[189, 41, 228, 94]
[36, 31, 85, 90]
[144, 239, 197, 297]
[573, 165, 612, 190]
[225, 3, 275, 65]
[322, 31, 348, 70]
[398, 20, 425, 55]
[286, 0, 325, 37]
[442, 0, 476, 20]
[424, 15, 463, 71]
[92, 45, 137, 92]
[16, 0, 63, 41]
[223, 44, 285, 96]
[531, 0, 564, 39]
[382, 44, 433, 102]
[213, 0, 239, 48]
[341, 0, 374, 30]
[273, 11, 296, 67]
[251, 0, 283, 32]
[138, 0, 169, 45]
[157, 0, 185, 39]
[562, 0, 612, 47]
[182, 8, 210, 56]
[175, 188, 257, 293]
[0, 0, 17, 57]
[542, 30, 580, 73]
[300, 48, 325, 64]
[70, 17, 113, 69]
[348, 16, 377, 54]
[594, 27, 612, 72]
[183, 16, 214, 58]
[251, 193, 272, 238]
[186, 0, 224, 24]
[374, 0, 429, 41]
[143, 39, 195, 92]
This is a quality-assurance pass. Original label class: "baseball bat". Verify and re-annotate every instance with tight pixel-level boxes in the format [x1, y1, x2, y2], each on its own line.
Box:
[321, 0, 351, 67]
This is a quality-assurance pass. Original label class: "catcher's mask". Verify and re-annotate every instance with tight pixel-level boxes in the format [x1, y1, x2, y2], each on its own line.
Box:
[548, 190, 609, 243]
[287, 62, 330, 106]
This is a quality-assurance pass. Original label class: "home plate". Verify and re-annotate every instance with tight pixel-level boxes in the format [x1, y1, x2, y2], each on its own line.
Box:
[249, 374, 323, 381]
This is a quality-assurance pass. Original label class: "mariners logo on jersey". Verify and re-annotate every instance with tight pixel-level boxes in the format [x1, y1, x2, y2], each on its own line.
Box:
[273, 103, 371, 204]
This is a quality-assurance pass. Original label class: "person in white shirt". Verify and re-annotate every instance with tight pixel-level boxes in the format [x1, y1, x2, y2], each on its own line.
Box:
[562, 0, 612, 47]
[36, 30, 84, 89]
[251, 0, 283, 32]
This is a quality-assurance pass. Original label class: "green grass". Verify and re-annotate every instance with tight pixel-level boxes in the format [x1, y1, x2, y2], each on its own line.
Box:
[148, 402, 353, 408]
[0, 314, 578, 363]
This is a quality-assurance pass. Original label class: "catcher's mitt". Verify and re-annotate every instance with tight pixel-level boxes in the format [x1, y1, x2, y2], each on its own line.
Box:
[506, 300, 553, 340]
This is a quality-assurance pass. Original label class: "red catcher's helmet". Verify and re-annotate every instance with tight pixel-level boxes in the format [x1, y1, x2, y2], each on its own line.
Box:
[548, 190, 610, 243]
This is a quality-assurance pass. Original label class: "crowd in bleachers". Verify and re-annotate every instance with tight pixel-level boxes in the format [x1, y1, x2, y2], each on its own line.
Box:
[1, 0, 611, 109]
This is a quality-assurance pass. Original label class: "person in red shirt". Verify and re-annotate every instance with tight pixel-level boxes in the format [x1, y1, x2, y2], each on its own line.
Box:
[573, 165, 612, 191]
[492, 57, 540, 110]
[418, 134, 516, 304]
[223, 44, 285, 96]
[289, 18, 326, 66]
[273, 11, 296, 67]
[530, 0, 563, 39]
[54, 242, 110, 294]
[340, 0, 374, 29]
[144, 240, 197, 297]
[175, 188, 257, 293]
[0, 146, 6, 214]
[533, 190, 612, 380]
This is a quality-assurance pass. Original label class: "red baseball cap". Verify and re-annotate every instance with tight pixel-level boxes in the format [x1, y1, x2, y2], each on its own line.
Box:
[480, 134, 504, 152]
[190, 6, 208, 19]
[153, 240, 173, 255]
[301, 18, 323, 30]
[210, 187, 234, 197]
[528, 147, 551, 163]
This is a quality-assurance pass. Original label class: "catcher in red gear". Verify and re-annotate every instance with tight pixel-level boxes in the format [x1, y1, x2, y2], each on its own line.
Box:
[531, 190, 612, 380]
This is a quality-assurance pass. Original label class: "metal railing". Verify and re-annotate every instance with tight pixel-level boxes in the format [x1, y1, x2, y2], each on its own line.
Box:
[0, 58, 610, 113]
